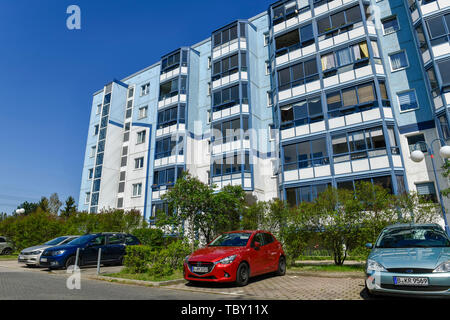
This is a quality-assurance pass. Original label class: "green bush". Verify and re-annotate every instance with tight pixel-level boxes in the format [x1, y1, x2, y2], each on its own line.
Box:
[123, 245, 154, 274]
[132, 228, 165, 249]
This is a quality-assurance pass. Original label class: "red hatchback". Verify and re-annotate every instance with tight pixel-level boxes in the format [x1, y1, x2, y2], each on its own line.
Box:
[183, 230, 286, 286]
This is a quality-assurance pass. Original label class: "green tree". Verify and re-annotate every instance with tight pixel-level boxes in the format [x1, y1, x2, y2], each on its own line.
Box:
[37, 197, 50, 213]
[60, 196, 77, 218]
[15, 201, 39, 216]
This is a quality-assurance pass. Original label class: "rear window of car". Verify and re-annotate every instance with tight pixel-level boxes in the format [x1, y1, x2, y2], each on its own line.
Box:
[125, 235, 139, 245]
[108, 234, 124, 245]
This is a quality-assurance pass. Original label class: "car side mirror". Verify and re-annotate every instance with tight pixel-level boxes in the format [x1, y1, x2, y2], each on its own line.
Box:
[365, 243, 373, 249]
[254, 242, 261, 250]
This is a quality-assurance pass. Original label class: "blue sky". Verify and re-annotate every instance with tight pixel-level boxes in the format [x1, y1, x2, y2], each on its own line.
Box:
[0, 0, 275, 214]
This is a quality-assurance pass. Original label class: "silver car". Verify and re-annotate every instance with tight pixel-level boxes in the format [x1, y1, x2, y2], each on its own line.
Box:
[18, 236, 79, 267]
[366, 223, 450, 298]
[0, 236, 14, 255]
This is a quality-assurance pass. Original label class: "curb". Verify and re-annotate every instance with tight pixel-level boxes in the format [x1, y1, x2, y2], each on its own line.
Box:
[286, 270, 365, 279]
[88, 275, 186, 287]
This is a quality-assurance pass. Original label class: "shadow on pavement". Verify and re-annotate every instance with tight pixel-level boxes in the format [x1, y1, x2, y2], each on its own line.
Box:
[186, 272, 280, 289]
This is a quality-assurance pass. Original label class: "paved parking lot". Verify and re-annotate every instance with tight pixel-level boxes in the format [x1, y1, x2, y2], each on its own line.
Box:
[167, 273, 366, 300]
[0, 260, 368, 300]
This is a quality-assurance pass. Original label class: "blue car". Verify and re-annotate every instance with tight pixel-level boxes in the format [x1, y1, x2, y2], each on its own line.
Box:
[365, 223, 450, 298]
[39, 232, 140, 269]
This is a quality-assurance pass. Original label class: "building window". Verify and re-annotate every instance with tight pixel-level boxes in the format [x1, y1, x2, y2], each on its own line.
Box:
[141, 83, 150, 96]
[416, 182, 438, 203]
[213, 83, 248, 108]
[439, 115, 450, 140]
[88, 168, 94, 180]
[208, 56, 212, 69]
[153, 167, 183, 187]
[212, 117, 249, 145]
[212, 24, 239, 49]
[137, 130, 146, 144]
[280, 97, 323, 129]
[427, 14, 450, 47]
[277, 58, 318, 92]
[132, 183, 143, 197]
[331, 127, 390, 163]
[265, 61, 270, 75]
[283, 138, 329, 171]
[96, 104, 102, 115]
[135, 157, 145, 169]
[267, 91, 273, 107]
[212, 52, 246, 82]
[437, 59, 450, 89]
[317, 5, 362, 37]
[90, 146, 96, 158]
[269, 124, 276, 141]
[155, 137, 176, 159]
[397, 90, 418, 112]
[407, 134, 427, 153]
[212, 153, 251, 177]
[85, 192, 91, 205]
[117, 198, 124, 208]
[274, 23, 314, 56]
[208, 82, 212, 96]
[139, 106, 148, 119]
[286, 184, 330, 207]
[118, 182, 125, 193]
[382, 16, 400, 35]
[389, 51, 409, 71]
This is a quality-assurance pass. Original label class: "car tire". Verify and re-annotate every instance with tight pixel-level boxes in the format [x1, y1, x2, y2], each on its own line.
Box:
[64, 256, 77, 270]
[2, 248, 12, 255]
[235, 262, 250, 287]
[276, 256, 286, 276]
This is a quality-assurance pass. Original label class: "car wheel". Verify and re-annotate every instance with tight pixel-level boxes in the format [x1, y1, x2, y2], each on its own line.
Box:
[276, 256, 286, 276]
[235, 262, 250, 287]
[64, 256, 76, 270]
[2, 248, 12, 255]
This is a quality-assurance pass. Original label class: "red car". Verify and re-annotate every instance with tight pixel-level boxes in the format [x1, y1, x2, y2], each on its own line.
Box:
[183, 230, 286, 286]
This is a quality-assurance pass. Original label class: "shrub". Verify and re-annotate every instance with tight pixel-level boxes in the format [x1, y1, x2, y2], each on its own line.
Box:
[132, 228, 165, 249]
[123, 245, 154, 274]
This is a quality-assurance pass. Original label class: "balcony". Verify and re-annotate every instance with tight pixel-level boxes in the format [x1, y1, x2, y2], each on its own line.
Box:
[283, 164, 331, 183]
[318, 23, 376, 51]
[333, 153, 403, 176]
[212, 38, 247, 60]
[212, 71, 248, 89]
[281, 121, 326, 140]
[273, 10, 313, 34]
[419, 0, 450, 17]
[322, 64, 384, 89]
[156, 123, 185, 137]
[212, 104, 249, 122]
[275, 44, 316, 67]
[211, 139, 250, 155]
[328, 107, 393, 129]
[154, 155, 185, 168]
[160, 66, 188, 82]
[212, 173, 252, 190]
[158, 94, 187, 109]
[278, 79, 321, 102]
[314, 0, 359, 18]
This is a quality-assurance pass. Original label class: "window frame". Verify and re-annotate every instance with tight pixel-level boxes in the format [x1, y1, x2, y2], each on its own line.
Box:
[388, 50, 409, 72]
[397, 89, 419, 113]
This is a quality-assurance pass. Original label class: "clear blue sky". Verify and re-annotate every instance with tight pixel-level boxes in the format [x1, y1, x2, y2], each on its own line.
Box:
[0, 0, 274, 214]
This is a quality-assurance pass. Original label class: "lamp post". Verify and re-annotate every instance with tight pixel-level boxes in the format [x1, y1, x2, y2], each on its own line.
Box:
[15, 208, 25, 215]
[410, 138, 450, 235]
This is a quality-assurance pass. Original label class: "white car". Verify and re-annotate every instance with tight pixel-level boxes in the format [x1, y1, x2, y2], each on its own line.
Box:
[18, 236, 79, 267]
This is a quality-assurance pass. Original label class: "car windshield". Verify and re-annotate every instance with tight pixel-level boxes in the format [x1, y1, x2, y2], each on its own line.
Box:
[45, 237, 68, 245]
[65, 235, 95, 246]
[208, 233, 252, 247]
[376, 226, 450, 248]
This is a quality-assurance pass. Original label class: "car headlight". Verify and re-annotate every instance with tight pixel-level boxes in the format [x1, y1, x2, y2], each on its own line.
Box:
[30, 250, 43, 255]
[51, 250, 66, 256]
[366, 259, 387, 272]
[184, 255, 191, 264]
[434, 261, 450, 273]
[215, 255, 237, 265]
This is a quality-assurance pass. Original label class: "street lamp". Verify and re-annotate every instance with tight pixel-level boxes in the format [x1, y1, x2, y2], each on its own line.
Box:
[15, 208, 25, 215]
[410, 138, 450, 235]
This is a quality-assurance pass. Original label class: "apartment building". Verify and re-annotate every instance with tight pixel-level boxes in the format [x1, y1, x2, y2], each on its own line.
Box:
[79, 0, 450, 224]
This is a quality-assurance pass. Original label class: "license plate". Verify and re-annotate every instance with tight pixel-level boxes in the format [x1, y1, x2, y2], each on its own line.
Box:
[192, 266, 209, 273]
[394, 277, 429, 286]
[40, 258, 47, 262]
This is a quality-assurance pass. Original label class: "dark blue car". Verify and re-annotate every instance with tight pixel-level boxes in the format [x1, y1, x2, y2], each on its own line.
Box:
[39, 232, 140, 269]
